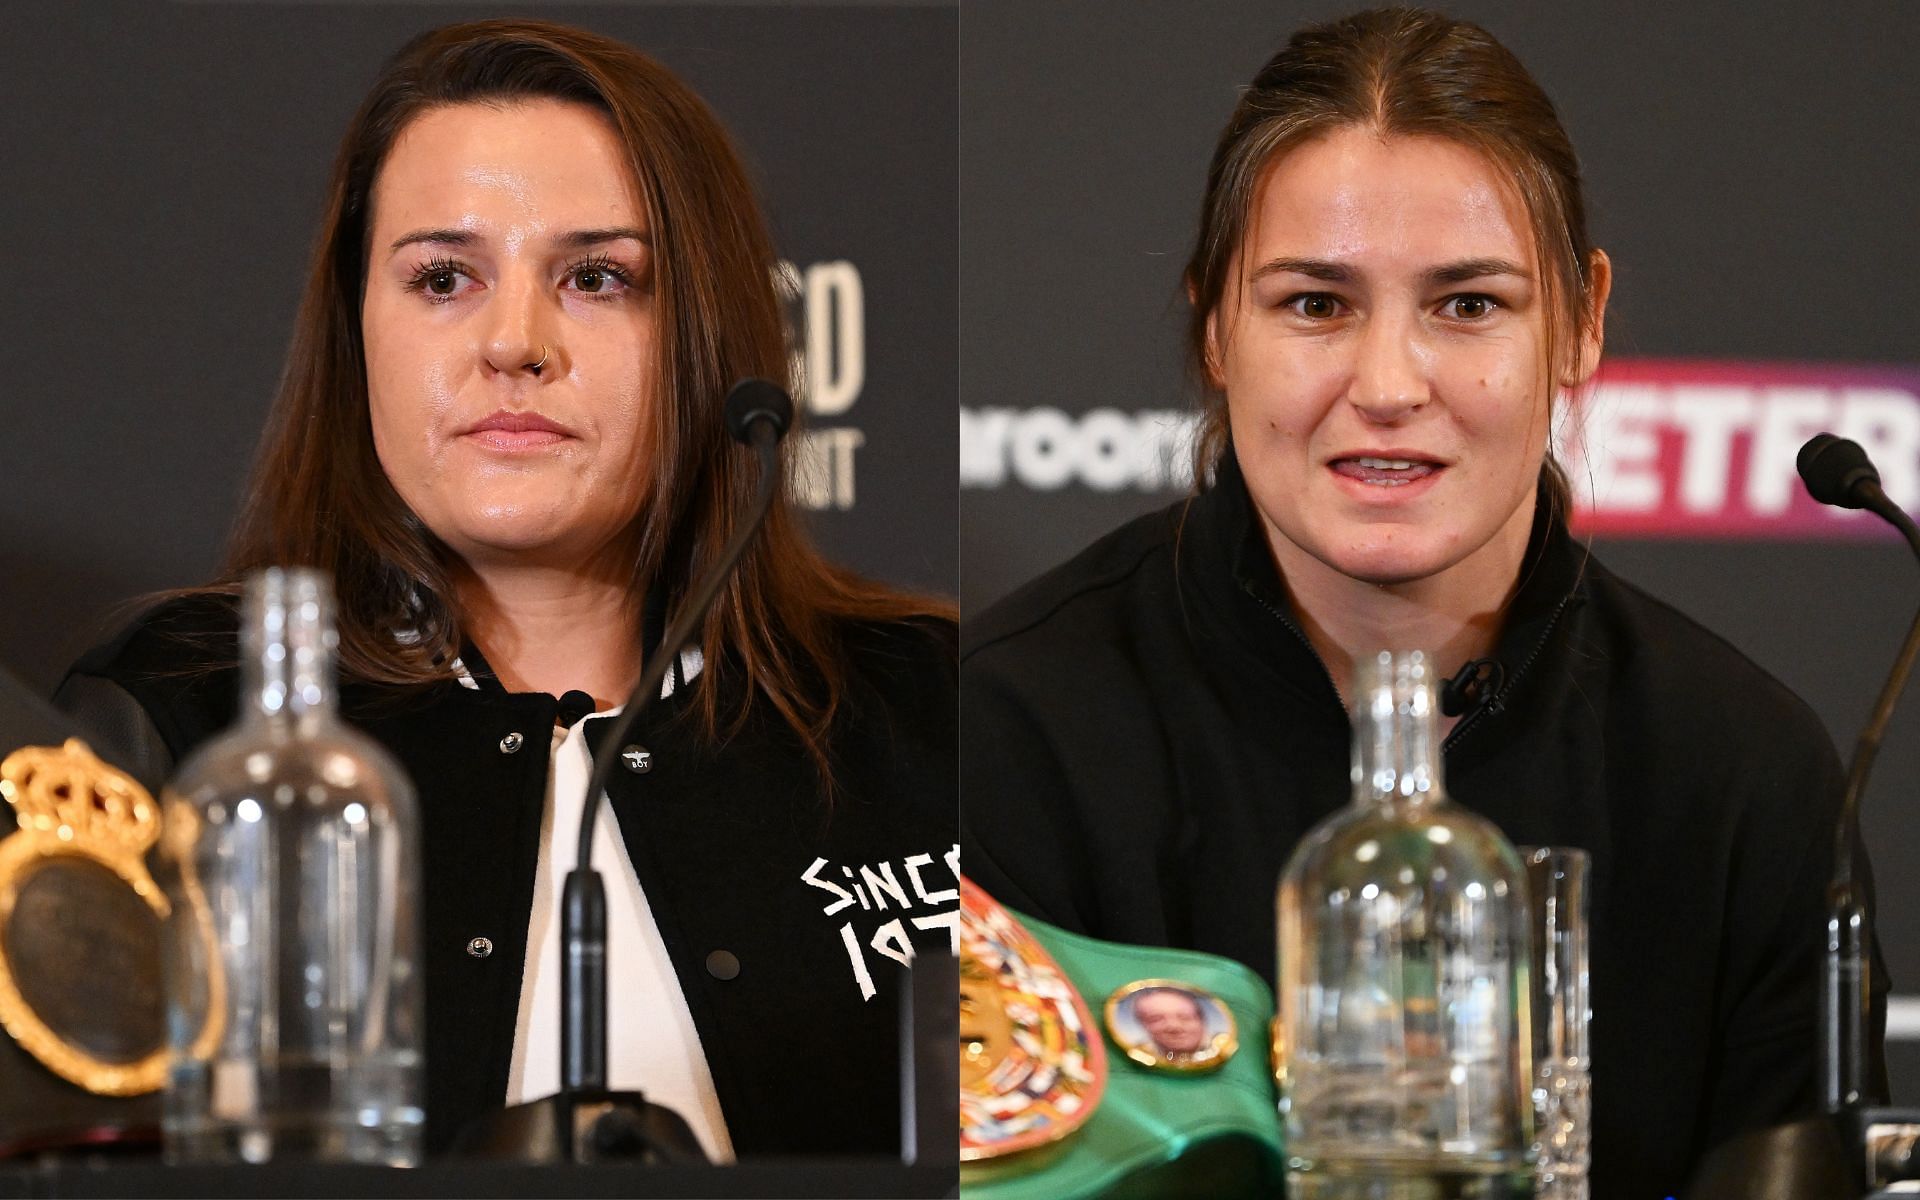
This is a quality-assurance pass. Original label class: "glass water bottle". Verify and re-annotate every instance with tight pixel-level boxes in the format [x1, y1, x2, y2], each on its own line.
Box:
[158, 568, 423, 1164]
[1275, 650, 1534, 1199]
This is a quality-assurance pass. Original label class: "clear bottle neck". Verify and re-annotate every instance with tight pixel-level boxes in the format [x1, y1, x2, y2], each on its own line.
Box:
[241, 567, 340, 727]
[1350, 649, 1444, 808]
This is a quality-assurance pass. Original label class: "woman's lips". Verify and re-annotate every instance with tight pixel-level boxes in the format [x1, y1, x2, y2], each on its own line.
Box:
[467, 429, 568, 451]
[460, 410, 574, 451]
[1328, 455, 1445, 493]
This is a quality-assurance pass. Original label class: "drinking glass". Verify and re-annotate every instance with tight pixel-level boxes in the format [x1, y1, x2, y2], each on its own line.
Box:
[1521, 846, 1590, 1200]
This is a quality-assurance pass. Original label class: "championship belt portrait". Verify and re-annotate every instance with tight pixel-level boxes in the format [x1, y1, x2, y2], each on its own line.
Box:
[959, 877, 1286, 1199]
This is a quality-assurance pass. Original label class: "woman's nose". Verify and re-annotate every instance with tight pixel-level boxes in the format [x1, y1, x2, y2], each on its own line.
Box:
[1346, 310, 1431, 423]
[482, 272, 557, 379]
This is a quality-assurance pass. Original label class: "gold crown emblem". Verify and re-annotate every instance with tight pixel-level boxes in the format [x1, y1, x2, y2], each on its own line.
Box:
[0, 739, 159, 862]
[0, 738, 173, 1096]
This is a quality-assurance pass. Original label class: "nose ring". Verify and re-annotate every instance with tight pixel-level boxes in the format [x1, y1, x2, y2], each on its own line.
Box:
[528, 345, 550, 375]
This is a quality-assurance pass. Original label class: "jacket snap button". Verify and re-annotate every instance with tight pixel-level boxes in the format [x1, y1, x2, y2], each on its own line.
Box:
[621, 745, 652, 774]
[467, 937, 493, 958]
[705, 950, 740, 981]
[499, 732, 525, 754]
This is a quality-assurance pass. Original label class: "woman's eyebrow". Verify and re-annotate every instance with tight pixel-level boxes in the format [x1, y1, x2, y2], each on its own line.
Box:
[555, 226, 651, 249]
[383, 227, 652, 254]
[1248, 256, 1532, 285]
[1251, 256, 1351, 283]
[1427, 257, 1529, 284]
[387, 228, 474, 254]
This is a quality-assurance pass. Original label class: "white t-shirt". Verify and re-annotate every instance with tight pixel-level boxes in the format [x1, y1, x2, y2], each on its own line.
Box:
[502, 687, 735, 1163]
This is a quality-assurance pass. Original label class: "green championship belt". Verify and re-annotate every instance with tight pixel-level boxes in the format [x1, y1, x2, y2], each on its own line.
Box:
[961, 879, 1286, 1199]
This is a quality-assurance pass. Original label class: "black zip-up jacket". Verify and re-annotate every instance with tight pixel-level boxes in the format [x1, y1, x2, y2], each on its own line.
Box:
[57, 601, 958, 1158]
[960, 456, 1888, 1198]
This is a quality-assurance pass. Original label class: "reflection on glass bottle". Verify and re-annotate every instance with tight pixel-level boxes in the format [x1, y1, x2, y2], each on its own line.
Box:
[1276, 651, 1533, 1199]
[158, 569, 423, 1164]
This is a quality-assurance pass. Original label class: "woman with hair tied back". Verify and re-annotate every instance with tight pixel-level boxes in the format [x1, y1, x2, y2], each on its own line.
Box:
[56, 20, 955, 1161]
[960, 7, 1888, 1194]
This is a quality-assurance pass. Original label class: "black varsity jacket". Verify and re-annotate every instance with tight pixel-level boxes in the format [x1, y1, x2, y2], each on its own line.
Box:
[57, 601, 958, 1158]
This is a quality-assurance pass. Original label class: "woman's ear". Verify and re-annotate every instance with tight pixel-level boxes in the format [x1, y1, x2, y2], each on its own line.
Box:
[1191, 277, 1227, 391]
[1564, 248, 1612, 388]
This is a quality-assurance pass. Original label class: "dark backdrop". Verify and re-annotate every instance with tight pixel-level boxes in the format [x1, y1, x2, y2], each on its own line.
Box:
[1, 0, 957, 692]
[959, 1, 1920, 1105]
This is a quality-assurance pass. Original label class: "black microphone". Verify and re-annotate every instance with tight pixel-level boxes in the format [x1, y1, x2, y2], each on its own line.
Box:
[723, 377, 795, 445]
[560, 379, 792, 1123]
[456, 379, 794, 1165]
[555, 689, 596, 728]
[1439, 657, 1504, 718]
[1797, 433, 1920, 1116]
[1798, 432, 1892, 514]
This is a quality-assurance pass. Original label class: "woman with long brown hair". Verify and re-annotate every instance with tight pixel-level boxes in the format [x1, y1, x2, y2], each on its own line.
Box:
[59, 19, 955, 1160]
[961, 7, 1886, 1193]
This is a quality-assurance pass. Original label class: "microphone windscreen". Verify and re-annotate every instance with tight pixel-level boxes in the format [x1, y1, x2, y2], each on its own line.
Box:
[1797, 433, 1881, 509]
[723, 378, 794, 445]
[556, 690, 597, 728]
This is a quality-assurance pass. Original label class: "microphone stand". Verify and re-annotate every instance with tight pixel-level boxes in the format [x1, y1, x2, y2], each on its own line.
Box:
[1823, 497, 1920, 1114]
[1791, 433, 1918, 1121]
[1818, 474, 1920, 1194]
[454, 380, 793, 1164]
[1697, 439, 1920, 1198]
[1692, 435, 1920, 1197]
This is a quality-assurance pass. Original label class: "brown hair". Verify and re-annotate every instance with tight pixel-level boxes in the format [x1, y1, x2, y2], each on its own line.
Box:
[211, 19, 950, 772]
[1185, 6, 1599, 521]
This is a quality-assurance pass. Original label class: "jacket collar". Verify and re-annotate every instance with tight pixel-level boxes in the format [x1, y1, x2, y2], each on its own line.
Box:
[1179, 448, 1590, 711]
[437, 574, 686, 703]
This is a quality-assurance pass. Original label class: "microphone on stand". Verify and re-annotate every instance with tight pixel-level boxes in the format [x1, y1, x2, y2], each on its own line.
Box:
[1691, 434, 1920, 1198]
[563, 376, 794, 1110]
[1789, 433, 1920, 1195]
[555, 689, 597, 728]
[1796, 434, 1919, 1118]
[454, 378, 794, 1164]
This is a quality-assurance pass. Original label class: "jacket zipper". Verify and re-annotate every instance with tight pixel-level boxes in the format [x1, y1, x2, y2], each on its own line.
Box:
[1240, 582, 1350, 714]
[1240, 579, 1578, 756]
[1441, 590, 1577, 754]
